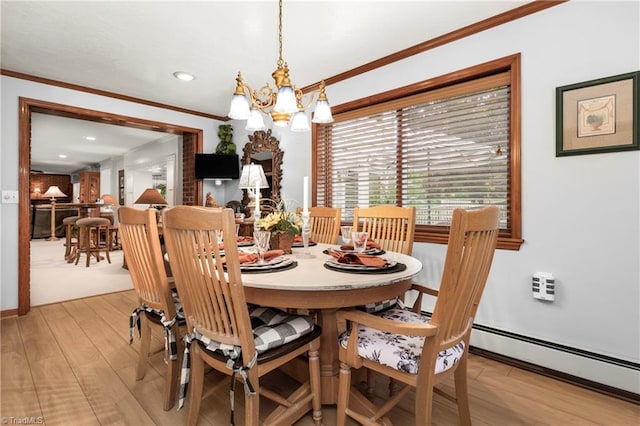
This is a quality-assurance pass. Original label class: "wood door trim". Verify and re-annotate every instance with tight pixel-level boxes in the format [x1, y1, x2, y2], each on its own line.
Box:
[18, 97, 204, 315]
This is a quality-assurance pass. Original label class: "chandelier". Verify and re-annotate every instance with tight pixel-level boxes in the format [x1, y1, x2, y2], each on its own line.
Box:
[227, 0, 333, 132]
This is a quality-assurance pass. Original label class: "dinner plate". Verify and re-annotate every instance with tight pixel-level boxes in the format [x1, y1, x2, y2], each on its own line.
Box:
[240, 256, 290, 269]
[240, 257, 297, 273]
[292, 241, 318, 248]
[324, 258, 396, 271]
[323, 247, 386, 256]
[237, 240, 255, 247]
[324, 260, 406, 274]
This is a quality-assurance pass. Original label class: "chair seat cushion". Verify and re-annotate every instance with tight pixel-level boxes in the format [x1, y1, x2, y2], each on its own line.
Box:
[193, 306, 316, 359]
[358, 297, 398, 314]
[338, 307, 465, 374]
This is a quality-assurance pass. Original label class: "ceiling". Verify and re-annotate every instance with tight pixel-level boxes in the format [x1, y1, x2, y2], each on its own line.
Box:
[2, 0, 530, 173]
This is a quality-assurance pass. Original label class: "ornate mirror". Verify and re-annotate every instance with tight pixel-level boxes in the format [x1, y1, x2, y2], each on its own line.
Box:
[241, 129, 283, 204]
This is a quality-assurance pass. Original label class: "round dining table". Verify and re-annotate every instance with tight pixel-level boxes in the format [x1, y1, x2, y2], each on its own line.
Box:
[240, 242, 423, 405]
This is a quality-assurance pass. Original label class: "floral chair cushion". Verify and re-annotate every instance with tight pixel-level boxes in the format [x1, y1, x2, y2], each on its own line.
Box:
[339, 307, 465, 374]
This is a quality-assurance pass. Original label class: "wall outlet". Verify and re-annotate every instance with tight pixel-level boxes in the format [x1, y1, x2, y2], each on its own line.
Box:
[532, 272, 555, 301]
[1, 190, 19, 204]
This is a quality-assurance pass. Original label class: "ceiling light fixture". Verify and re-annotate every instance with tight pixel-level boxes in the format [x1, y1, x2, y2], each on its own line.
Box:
[173, 71, 195, 81]
[228, 0, 333, 132]
[84, 136, 96, 141]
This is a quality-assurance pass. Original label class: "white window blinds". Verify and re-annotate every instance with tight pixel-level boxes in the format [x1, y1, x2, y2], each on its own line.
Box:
[316, 72, 511, 229]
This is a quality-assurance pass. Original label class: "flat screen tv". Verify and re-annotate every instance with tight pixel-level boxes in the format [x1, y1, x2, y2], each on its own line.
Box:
[195, 153, 240, 180]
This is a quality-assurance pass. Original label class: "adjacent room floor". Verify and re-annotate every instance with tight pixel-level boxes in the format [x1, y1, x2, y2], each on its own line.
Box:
[30, 238, 132, 306]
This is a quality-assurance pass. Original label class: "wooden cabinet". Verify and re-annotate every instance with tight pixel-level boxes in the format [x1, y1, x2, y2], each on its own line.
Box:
[78, 171, 100, 203]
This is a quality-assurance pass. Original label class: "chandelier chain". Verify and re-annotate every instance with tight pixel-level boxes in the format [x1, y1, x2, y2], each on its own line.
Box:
[277, 0, 284, 66]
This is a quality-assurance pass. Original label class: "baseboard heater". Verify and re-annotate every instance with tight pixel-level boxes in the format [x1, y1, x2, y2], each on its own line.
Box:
[469, 323, 639, 404]
[420, 311, 640, 404]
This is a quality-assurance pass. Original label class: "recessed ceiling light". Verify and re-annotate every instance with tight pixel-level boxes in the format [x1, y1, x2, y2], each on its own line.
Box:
[84, 136, 96, 141]
[173, 71, 195, 81]
[58, 154, 67, 159]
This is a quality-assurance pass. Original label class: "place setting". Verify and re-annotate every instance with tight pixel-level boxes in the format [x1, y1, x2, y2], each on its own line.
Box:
[323, 231, 405, 274]
[223, 231, 297, 273]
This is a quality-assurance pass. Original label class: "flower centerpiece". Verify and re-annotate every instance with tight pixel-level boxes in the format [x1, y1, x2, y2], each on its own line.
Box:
[257, 200, 301, 254]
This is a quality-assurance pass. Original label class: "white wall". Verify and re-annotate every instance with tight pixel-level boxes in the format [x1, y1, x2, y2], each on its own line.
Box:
[237, 1, 640, 392]
[0, 76, 223, 311]
[1, 0, 638, 393]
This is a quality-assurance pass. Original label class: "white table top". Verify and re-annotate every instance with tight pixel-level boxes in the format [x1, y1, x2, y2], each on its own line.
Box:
[240, 243, 422, 292]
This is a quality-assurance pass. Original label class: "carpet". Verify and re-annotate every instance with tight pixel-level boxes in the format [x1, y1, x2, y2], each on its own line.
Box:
[30, 238, 133, 306]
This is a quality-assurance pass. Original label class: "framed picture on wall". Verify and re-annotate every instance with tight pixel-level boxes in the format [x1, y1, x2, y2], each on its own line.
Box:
[556, 71, 639, 156]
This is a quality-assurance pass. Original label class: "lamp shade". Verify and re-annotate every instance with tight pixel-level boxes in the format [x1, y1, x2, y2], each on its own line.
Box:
[238, 164, 269, 189]
[101, 194, 118, 205]
[134, 188, 167, 205]
[43, 185, 67, 199]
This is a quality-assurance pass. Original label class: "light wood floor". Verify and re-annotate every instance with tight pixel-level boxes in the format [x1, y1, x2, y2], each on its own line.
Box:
[1, 290, 638, 425]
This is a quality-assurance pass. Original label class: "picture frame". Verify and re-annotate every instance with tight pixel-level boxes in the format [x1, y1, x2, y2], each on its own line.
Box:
[118, 169, 125, 205]
[556, 71, 639, 156]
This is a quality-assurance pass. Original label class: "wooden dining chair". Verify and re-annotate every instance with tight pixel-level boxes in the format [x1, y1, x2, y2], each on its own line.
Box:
[162, 206, 322, 426]
[336, 206, 500, 425]
[117, 206, 185, 411]
[297, 206, 342, 244]
[352, 205, 416, 255]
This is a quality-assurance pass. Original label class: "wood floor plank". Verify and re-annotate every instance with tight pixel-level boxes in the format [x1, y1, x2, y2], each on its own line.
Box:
[29, 355, 100, 425]
[15, 307, 63, 362]
[38, 303, 155, 425]
[62, 298, 140, 372]
[0, 318, 44, 421]
[3, 291, 637, 426]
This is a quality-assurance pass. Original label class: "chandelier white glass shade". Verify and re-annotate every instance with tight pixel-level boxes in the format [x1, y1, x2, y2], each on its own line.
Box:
[227, 0, 333, 132]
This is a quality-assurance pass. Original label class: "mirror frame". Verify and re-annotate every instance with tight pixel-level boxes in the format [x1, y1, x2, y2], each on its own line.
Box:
[242, 129, 283, 203]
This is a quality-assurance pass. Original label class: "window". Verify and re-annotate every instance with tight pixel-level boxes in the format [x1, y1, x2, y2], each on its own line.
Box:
[313, 55, 522, 250]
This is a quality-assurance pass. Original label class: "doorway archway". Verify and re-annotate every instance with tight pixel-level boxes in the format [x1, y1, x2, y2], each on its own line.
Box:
[18, 97, 204, 315]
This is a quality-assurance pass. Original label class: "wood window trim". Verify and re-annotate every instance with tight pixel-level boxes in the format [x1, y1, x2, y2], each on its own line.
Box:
[312, 54, 523, 251]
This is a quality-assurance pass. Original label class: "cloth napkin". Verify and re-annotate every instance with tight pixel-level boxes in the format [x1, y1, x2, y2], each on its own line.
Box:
[327, 249, 387, 268]
[224, 249, 285, 265]
[340, 238, 381, 251]
[219, 235, 254, 250]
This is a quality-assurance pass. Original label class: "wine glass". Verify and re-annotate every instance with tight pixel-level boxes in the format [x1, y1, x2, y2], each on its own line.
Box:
[340, 226, 352, 246]
[352, 231, 369, 253]
[253, 231, 271, 264]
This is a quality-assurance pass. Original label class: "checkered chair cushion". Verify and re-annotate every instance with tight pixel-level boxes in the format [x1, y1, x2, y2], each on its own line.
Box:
[339, 306, 465, 374]
[129, 291, 185, 360]
[357, 297, 399, 314]
[178, 306, 316, 409]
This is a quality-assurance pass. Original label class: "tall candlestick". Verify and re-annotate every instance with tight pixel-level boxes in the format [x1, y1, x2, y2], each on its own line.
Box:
[254, 181, 260, 215]
[303, 176, 309, 214]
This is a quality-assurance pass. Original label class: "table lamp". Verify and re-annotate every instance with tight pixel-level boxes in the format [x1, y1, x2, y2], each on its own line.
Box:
[238, 163, 269, 222]
[134, 188, 167, 209]
[43, 185, 67, 241]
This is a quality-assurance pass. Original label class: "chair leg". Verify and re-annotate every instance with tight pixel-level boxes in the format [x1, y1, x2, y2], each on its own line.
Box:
[336, 361, 352, 426]
[163, 353, 179, 411]
[244, 367, 260, 426]
[136, 315, 152, 381]
[186, 345, 205, 426]
[163, 337, 182, 411]
[308, 342, 323, 426]
[414, 383, 434, 425]
[454, 353, 472, 426]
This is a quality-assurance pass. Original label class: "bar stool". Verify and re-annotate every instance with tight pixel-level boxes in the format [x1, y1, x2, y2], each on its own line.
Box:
[63, 215, 79, 262]
[74, 217, 112, 267]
